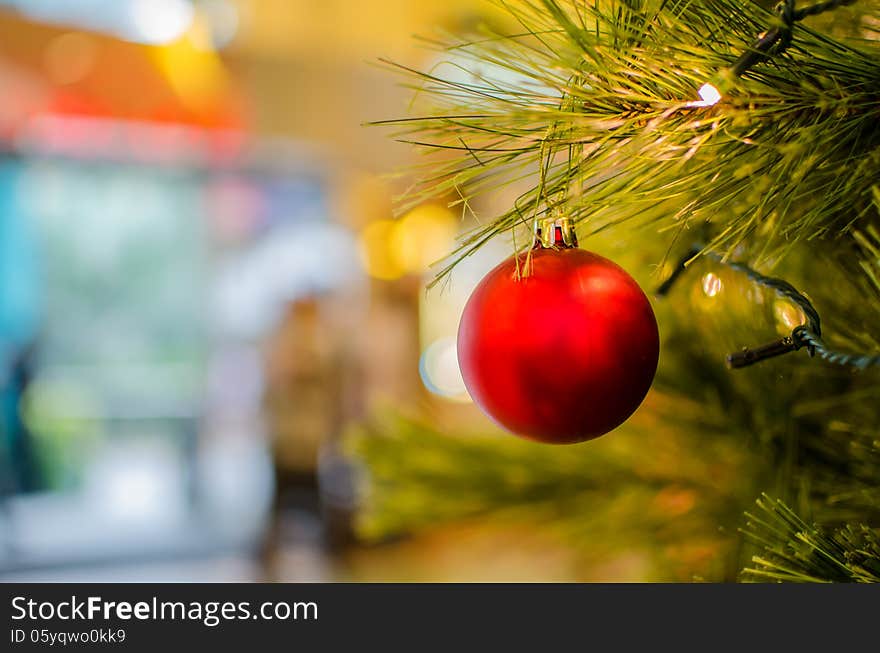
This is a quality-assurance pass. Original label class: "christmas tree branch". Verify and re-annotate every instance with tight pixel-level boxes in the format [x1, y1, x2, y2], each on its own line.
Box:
[345, 406, 749, 544]
[741, 495, 880, 582]
[372, 0, 880, 284]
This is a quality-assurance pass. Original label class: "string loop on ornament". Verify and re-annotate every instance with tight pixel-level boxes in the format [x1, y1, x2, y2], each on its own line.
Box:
[657, 245, 880, 371]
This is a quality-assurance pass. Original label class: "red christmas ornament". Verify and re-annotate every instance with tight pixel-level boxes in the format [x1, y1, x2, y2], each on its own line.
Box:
[457, 218, 659, 444]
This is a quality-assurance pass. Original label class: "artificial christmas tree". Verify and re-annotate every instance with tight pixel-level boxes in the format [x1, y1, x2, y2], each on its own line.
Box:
[354, 0, 880, 581]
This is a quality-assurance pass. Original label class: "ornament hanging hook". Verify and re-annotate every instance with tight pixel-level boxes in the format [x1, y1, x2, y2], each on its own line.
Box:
[530, 72, 584, 247]
[533, 214, 578, 249]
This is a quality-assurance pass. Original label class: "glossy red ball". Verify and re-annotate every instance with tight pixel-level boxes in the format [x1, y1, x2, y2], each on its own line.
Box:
[457, 247, 659, 444]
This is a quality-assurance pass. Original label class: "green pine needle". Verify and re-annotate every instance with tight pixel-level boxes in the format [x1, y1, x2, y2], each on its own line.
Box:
[373, 0, 880, 284]
[741, 494, 880, 582]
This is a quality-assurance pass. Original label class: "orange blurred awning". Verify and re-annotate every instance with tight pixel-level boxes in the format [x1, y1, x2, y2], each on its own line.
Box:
[0, 10, 246, 131]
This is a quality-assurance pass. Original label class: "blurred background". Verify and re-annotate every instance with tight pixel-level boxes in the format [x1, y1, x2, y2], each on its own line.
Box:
[0, 0, 838, 583]
[0, 0, 565, 582]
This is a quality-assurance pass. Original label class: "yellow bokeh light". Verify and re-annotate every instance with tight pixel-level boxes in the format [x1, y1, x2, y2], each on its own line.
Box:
[152, 17, 229, 114]
[358, 219, 405, 280]
[357, 205, 457, 280]
[390, 204, 457, 275]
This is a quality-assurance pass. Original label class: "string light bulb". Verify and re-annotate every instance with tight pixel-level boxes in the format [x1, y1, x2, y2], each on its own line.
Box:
[687, 1, 858, 110]
[697, 83, 722, 106]
[687, 82, 723, 107]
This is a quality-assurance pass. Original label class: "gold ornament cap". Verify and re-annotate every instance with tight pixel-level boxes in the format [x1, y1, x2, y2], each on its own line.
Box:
[533, 215, 578, 249]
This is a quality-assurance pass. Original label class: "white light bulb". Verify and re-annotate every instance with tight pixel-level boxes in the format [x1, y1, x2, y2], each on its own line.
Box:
[701, 272, 723, 298]
[697, 83, 722, 106]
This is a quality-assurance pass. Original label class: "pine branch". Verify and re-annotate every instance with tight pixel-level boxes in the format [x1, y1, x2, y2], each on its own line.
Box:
[345, 404, 750, 547]
[741, 495, 880, 582]
[359, 0, 880, 582]
[373, 0, 880, 284]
